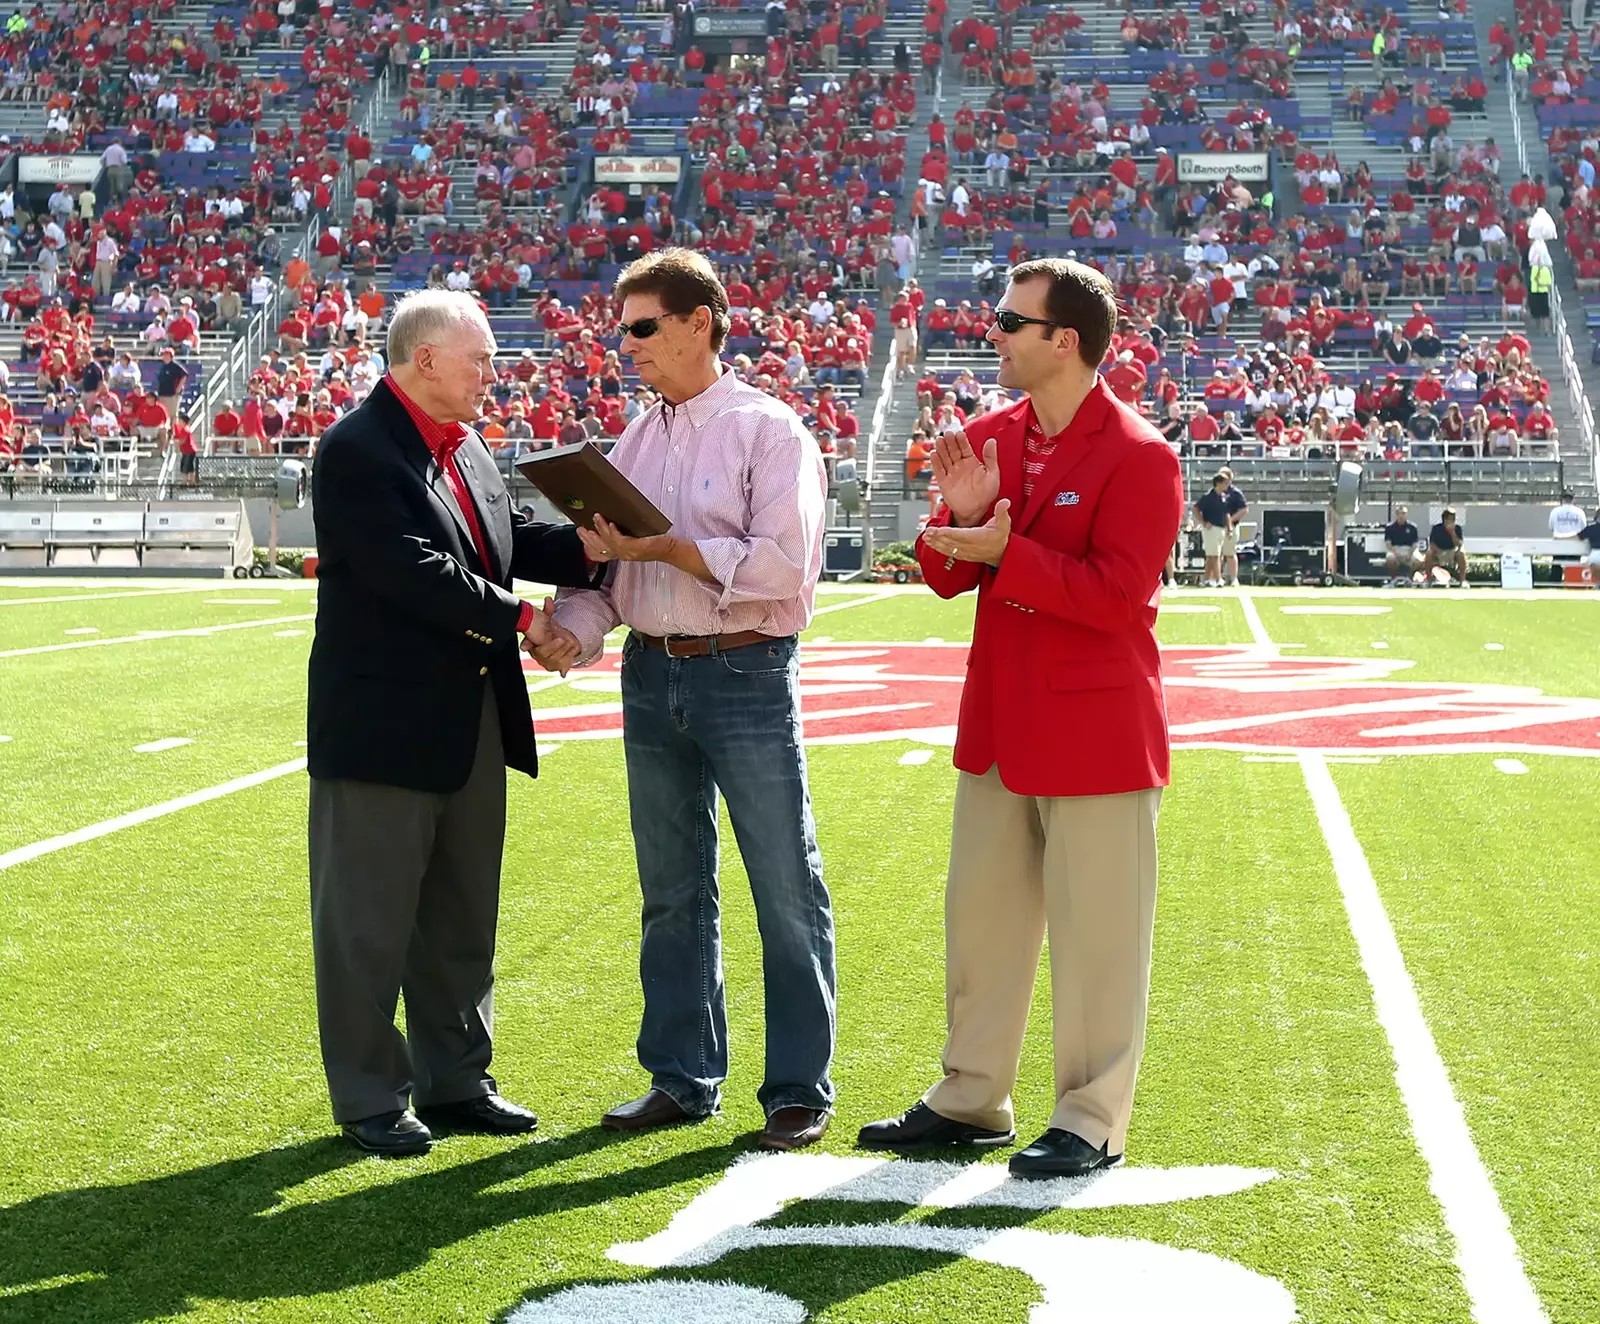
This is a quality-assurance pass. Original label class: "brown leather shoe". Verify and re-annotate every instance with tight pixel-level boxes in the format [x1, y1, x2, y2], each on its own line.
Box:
[760, 1105, 830, 1151]
[601, 1088, 703, 1132]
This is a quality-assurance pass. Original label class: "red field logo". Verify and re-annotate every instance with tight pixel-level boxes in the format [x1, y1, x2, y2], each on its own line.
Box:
[530, 643, 1600, 759]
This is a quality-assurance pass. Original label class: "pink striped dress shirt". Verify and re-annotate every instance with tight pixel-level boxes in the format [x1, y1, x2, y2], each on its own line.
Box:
[552, 365, 827, 664]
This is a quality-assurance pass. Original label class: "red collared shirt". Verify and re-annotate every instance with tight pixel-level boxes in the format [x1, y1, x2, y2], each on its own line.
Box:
[1022, 403, 1070, 501]
[385, 373, 533, 633]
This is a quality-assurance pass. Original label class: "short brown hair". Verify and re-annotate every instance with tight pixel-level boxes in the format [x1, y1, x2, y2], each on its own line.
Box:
[613, 248, 731, 352]
[1007, 258, 1119, 367]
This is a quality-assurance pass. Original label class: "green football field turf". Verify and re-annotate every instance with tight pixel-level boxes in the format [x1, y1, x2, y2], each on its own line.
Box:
[0, 579, 1595, 1324]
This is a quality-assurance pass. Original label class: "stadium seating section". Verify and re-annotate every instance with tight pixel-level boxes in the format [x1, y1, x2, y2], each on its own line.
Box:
[0, 0, 1583, 515]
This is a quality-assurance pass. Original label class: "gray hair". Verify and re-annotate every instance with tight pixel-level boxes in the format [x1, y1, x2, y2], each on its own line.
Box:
[386, 290, 488, 366]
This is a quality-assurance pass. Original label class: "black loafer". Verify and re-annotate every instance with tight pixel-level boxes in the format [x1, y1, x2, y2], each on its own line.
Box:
[417, 1093, 539, 1135]
[342, 1110, 433, 1158]
[1008, 1129, 1121, 1179]
[601, 1087, 709, 1132]
[857, 1101, 1015, 1150]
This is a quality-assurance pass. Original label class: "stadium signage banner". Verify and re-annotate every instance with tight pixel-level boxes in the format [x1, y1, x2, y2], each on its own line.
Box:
[1177, 152, 1271, 184]
[19, 154, 103, 185]
[594, 155, 683, 183]
[692, 13, 769, 36]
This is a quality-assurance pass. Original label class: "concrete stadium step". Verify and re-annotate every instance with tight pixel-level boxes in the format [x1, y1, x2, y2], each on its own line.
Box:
[0, 102, 42, 142]
[455, 40, 584, 91]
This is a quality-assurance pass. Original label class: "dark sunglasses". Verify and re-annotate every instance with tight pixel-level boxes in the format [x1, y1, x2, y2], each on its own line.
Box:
[616, 311, 689, 340]
[991, 309, 1059, 335]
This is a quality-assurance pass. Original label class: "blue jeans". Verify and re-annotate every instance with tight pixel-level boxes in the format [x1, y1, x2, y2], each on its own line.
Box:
[619, 631, 836, 1117]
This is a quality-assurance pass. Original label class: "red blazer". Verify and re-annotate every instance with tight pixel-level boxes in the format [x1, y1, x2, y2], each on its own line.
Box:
[916, 380, 1184, 797]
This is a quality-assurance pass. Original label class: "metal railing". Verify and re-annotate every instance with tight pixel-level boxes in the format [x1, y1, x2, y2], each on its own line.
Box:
[197, 67, 392, 457]
[0, 437, 163, 491]
[856, 52, 945, 557]
[882, 454, 1567, 505]
[1505, 74, 1599, 486]
[862, 346, 898, 560]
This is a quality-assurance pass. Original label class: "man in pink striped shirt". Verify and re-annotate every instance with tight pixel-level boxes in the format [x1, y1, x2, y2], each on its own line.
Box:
[541, 249, 837, 1152]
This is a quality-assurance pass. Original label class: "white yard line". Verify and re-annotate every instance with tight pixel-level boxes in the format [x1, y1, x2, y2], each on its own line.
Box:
[0, 759, 307, 874]
[0, 614, 315, 660]
[1236, 593, 1276, 652]
[132, 737, 192, 754]
[1279, 606, 1392, 616]
[812, 594, 890, 617]
[1299, 752, 1549, 1324]
[0, 586, 306, 608]
[1168, 586, 1586, 602]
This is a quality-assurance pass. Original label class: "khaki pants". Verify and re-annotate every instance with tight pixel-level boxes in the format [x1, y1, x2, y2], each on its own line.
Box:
[93, 260, 116, 296]
[924, 766, 1161, 1154]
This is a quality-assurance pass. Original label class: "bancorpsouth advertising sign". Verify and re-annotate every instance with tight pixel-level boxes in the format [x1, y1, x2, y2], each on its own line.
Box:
[1177, 152, 1271, 184]
[692, 12, 768, 36]
[18, 154, 103, 185]
[593, 155, 683, 183]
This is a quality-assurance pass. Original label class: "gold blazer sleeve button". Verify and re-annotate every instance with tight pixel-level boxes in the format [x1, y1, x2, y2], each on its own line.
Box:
[479, 666, 489, 675]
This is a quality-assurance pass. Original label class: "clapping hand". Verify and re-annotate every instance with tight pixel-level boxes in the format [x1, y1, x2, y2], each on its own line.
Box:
[921, 499, 1012, 567]
[522, 596, 582, 676]
[930, 429, 1001, 526]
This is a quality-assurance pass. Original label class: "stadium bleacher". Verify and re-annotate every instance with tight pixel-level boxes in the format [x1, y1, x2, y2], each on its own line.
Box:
[0, 0, 1591, 558]
[885, 0, 1589, 554]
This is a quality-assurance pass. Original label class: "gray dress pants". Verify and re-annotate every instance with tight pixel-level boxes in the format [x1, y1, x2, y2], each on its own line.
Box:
[309, 690, 506, 1123]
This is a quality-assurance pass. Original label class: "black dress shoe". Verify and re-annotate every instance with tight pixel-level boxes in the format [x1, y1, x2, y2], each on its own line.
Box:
[1008, 1129, 1121, 1179]
[601, 1087, 707, 1132]
[760, 1106, 830, 1151]
[857, 1101, 1015, 1150]
[416, 1093, 538, 1136]
[341, 1110, 433, 1158]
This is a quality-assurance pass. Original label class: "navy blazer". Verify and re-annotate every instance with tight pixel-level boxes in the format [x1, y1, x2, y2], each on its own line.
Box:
[307, 377, 600, 793]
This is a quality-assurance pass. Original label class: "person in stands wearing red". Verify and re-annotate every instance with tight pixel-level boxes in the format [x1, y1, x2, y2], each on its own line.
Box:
[212, 400, 243, 453]
[860, 259, 1183, 1179]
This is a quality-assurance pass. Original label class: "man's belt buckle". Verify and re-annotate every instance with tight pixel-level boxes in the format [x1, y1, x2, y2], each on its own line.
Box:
[664, 634, 707, 658]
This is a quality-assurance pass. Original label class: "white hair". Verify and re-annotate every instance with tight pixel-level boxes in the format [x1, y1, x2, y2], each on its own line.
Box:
[386, 289, 489, 366]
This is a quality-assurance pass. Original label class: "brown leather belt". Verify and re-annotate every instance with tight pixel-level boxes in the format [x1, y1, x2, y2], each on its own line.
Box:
[637, 629, 781, 658]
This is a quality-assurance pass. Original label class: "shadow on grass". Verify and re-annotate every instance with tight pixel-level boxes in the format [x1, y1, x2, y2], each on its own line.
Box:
[503, 1235, 1037, 1322]
[0, 1128, 749, 1323]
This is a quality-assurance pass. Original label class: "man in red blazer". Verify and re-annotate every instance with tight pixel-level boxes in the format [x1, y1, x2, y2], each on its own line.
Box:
[859, 258, 1184, 1177]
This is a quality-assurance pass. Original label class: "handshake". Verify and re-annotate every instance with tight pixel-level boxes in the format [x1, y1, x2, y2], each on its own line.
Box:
[521, 596, 582, 676]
